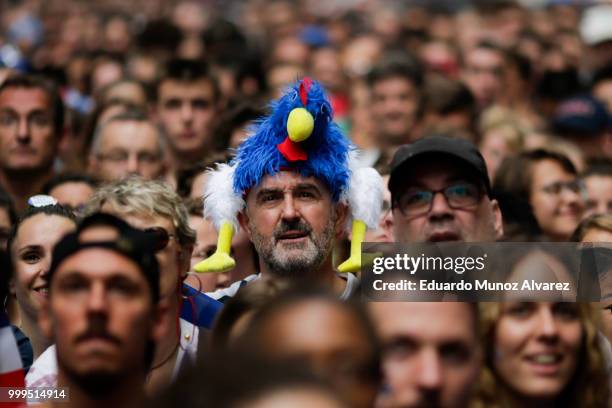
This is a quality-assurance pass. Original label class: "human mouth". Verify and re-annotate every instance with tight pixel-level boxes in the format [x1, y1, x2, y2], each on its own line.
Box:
[427, 231, 461, 242]
[276, 230, 310, 243]
[180, 130, 196, 139]
[525, 353, 563, 374]
[11, 146, 36, 155]
[32, 286, 48, 297]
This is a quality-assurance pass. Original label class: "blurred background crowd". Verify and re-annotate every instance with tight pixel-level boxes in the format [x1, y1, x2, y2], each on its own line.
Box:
[1, 0, 612, 407]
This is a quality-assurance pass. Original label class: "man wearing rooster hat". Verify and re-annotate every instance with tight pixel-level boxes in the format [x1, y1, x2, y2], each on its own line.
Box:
[195, 77, 384, 300]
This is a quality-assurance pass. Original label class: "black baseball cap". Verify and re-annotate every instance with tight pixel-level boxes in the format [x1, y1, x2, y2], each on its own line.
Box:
[388, 136, 491, 200]
[48, 212, 160, 303]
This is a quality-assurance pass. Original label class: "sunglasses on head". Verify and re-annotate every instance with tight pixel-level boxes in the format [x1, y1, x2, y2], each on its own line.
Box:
[144, 227, 177, 252]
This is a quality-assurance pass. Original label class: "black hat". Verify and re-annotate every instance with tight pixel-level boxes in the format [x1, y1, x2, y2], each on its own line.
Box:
[388, 136, 491, 198]
[48, 212, 160, 303]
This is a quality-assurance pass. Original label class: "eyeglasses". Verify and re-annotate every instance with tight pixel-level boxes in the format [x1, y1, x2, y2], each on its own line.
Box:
[97, 151, 161, 165]
[396, 183, 483, 218]
[144, 227, 177, 252]
[540, 180, 585, 196]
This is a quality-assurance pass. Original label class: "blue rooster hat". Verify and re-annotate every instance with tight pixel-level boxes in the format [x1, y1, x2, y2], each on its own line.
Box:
[233, 77, 350, 201]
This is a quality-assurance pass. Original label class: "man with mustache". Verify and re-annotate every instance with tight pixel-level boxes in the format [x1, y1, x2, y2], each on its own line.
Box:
[36, 212, 167, 408]
[389, 136, 504, 243]
[204, 78, 378, 301]
[238, 170, 352, 296]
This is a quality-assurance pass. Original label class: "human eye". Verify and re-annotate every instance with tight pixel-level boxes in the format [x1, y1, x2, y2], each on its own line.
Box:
[29, 112, 51, 127]
[138, 152, 159, 164]
[553, 303, 579, 320]
[0, 111, 17, 126]
[108, 277, 140, 296]
[447, 184, 470, 197]
[295, 189, 317, 200]
[57, 275, 88, 293]
[505, 302, 535, 318]
[164, 98, 182, 110]
[192, 98, 211, 109]
[401, 190, 430, 207]
[21, 250, 41, 264]
[542, 182, 562, 195]
[440, 342, 471, 365]
[104, 151, 128, 162]
[258, 191, 282, 204]
[385, 338, 417, 360]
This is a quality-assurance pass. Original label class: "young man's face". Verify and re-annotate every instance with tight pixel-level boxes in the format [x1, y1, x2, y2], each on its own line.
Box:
[240, 171, 346, 278]
[392, 157, 503, 243]
[0, 87, 58, 172]
[461, 47, 505, 109]
[370, 76, 420, 145]
[369, 302, 482, 408]
[40, 243, 164, 390]
[255, 300, 379, 408]
[156, 79, 216, 159]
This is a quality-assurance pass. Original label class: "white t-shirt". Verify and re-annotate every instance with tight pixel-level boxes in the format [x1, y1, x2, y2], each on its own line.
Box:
[25, 319, 198, 393]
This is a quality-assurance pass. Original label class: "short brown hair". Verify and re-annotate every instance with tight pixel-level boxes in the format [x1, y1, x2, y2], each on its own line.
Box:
[0, 74, 64, 136]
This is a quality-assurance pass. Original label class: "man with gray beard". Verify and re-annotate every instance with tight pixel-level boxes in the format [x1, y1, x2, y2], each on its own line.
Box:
[208, 170, 359, 302]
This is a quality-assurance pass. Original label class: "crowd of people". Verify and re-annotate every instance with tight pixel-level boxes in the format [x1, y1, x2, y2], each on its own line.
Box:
[1, 0, 612, 407]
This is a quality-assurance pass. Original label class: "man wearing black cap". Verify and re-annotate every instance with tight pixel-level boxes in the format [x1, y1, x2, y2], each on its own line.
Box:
[36, 213, 167, 408]
[388, 136, 503, 243]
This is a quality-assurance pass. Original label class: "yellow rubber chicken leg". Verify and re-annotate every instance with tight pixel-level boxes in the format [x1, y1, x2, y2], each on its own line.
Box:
[337, 219, 367, 273]
[194, 221, 236, 273]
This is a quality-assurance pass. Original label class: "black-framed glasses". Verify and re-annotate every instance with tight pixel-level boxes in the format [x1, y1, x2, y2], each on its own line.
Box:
[396, 183, 483, 218]
[144, 227, 177, 252]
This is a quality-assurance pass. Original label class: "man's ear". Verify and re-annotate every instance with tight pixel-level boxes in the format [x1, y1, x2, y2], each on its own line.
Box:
[382, 211, 394, 243]
[38, 297, 53, 341]
[333, 202, 349, 238]
[238, 210, 252, 237]
[491, 199, 504, 240]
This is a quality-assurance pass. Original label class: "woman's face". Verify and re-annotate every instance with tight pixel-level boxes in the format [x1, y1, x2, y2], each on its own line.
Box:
[529, 159, 584, 241]
[493, 302, 583, 400]
[11, 214, 76, 318]
[479, 128, 513, 182]
[580, 228, 612, 344]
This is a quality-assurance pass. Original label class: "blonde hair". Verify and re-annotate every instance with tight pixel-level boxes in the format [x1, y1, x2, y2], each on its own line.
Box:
[473, 302, 609, 408]
[479, 105, 526, 151]
[571, 214, 612, 242]
[85, 176, 196, 248]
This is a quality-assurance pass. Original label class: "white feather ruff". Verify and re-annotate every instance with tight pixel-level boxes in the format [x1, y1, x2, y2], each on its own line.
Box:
[203, 163, 244, 231]
[346, 166, 384, 229]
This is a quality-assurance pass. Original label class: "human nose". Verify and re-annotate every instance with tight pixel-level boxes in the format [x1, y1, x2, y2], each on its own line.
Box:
[16, 116, 30, 143]
[536, 307, 559, 339]
[560, 184, 583, 209]
[39, 255, 52, 281]
[428, 191, 453, 218]
[87, 282, 108, 313]
[415, 348, 443, 392]
[281, 193, 299, 220]
[180, 102, 194, 124]
[126, 153, 139, 174]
